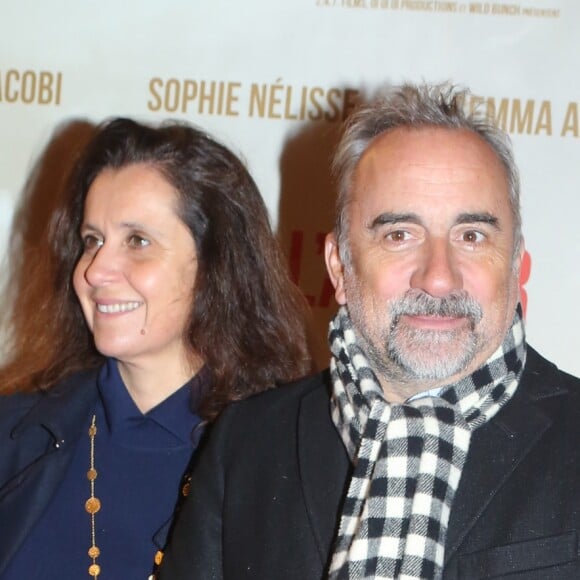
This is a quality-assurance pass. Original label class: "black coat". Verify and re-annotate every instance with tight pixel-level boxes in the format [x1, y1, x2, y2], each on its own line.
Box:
[161, 347, 580, 579]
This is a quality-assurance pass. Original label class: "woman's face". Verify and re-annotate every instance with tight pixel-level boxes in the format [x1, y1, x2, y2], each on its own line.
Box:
[73, 163, 197, 373]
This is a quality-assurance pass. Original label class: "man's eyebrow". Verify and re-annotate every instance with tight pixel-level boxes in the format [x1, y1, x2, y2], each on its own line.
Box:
[369, 212, 422, 230]
[455, 213, 500, 228]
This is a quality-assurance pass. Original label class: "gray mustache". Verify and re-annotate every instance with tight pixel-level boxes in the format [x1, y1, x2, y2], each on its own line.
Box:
[390, 291, 483, 322]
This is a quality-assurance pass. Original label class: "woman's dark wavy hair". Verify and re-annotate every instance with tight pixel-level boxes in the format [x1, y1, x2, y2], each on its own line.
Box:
[2, 118, 310, 420]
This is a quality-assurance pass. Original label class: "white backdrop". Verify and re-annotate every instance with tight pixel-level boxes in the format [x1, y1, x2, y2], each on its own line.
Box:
[1, 0, 578, 374]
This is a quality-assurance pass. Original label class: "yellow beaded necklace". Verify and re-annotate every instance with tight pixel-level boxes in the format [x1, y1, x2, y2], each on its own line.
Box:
[86, 415, 101, 578]
[85, 415, 168, 579]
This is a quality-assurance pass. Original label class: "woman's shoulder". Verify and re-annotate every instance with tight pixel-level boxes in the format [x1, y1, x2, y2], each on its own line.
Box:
[0, 391, 44, 449]
[0, 367, 100, 429]
[0, 390, 43, 418]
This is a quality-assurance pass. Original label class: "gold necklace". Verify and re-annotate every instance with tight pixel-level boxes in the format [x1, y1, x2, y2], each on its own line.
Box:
[86, 415, 101, 578]
[85, 414, 168, 580]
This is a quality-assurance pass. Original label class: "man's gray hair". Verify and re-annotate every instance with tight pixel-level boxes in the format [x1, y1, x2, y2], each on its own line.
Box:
[332, 82, 522, 264]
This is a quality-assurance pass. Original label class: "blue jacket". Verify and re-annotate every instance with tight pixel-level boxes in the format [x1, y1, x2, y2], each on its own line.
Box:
[0, 369, 99, 577]
[0, 368, 192, 577]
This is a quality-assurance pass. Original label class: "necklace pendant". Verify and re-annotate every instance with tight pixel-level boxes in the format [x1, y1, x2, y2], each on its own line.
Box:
[85, 496, 101, 514]
[88, 562, 101, 577]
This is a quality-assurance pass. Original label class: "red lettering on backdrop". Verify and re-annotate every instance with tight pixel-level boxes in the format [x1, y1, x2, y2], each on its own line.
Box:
[288, 230, 316, 306]
[288, 230, 304, 286]
[288, 230, 333, 307]
[519, 250, 531, 317]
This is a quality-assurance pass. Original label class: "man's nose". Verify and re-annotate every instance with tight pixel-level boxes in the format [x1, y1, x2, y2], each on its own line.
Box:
[409, 238, 462, 297]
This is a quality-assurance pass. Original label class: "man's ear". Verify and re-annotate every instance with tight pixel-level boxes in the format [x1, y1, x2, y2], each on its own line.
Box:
[324, 232, 347, 306]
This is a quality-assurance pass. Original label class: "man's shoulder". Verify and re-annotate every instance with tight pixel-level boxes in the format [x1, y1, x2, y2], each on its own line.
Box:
[214, 371, 332, 440]
[518, 346, 580, 427]
[523, 346, 580, 394]
[238, 370, 331, 414]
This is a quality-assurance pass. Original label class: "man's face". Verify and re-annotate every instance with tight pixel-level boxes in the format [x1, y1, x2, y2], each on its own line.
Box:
[325, 127, 523, 400]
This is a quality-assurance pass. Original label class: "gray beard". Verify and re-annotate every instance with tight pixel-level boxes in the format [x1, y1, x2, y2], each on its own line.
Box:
[349, 290, 484, 385]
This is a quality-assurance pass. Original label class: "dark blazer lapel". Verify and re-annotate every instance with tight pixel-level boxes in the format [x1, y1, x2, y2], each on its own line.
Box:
[0, 436, 76, 575]
[444, 349, 567, 564]
[0, 370, 99, 575]
[297, 374, 351, 567]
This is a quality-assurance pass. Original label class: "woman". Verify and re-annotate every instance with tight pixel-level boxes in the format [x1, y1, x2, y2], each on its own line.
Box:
[0, 118, 309, 579]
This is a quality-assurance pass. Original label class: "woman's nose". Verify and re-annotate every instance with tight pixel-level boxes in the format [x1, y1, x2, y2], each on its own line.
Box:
[82, 244, 122, 287]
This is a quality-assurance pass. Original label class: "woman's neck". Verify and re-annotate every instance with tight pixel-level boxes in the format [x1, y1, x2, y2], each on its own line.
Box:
[116, 354, 203, 413]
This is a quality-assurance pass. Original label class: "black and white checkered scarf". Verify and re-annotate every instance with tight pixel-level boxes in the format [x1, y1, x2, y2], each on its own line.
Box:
[328, 305, 526, 579]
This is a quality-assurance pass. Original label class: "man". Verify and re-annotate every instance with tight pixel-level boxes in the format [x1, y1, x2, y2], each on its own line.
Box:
[160, 83, 580, 579]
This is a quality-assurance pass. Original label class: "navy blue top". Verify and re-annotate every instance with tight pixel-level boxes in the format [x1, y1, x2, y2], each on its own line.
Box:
[3, 358, 207, 580]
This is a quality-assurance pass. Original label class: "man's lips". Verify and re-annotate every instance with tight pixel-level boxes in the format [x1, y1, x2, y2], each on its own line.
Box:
[400, 314, 470, 330]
